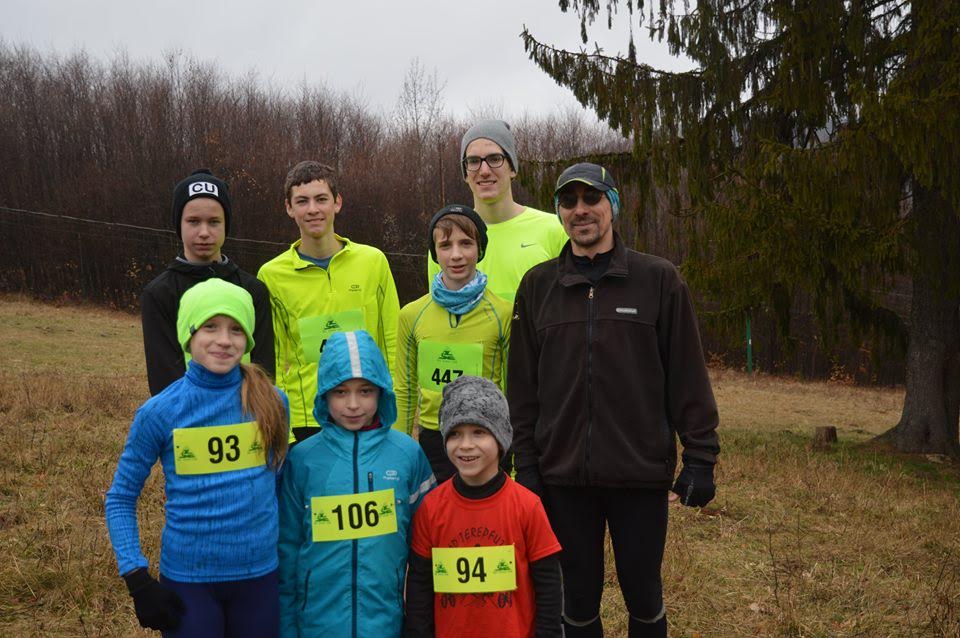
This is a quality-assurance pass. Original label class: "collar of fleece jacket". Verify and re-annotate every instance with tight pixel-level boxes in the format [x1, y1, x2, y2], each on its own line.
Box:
[313, 330, 397, 429]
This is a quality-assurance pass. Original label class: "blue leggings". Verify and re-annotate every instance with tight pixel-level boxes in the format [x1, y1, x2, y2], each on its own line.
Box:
[159, 570, 279, 638]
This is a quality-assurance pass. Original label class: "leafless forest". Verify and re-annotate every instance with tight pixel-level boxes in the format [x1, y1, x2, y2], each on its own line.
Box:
[0, 43, 906, 382]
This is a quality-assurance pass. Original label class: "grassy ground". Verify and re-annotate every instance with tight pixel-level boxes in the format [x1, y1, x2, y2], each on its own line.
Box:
[0, 295, 957, 637]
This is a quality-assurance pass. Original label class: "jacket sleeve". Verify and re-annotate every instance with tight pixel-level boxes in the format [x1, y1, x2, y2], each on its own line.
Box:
[409, 447, 437, 513]
[497, 309, 511, 393]
[403, 552, 435, 638]
[530, 554, 563, 637]
[378, 255, 401, 379]
[506, 281, 540, 472]
[659, 271, 720, 463]
[250, 279, 276, 381]
[278, 454, 305, 637]
[141, 285, 185, 396]
[104, 405, 164, 576]
[394, 307, 418, 435]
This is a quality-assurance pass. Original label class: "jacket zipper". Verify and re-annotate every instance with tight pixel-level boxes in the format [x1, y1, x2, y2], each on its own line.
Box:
[352, 432, 359, 638]
[584, 286, 594, 481]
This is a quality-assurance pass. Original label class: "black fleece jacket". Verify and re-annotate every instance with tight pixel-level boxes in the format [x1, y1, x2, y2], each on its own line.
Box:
[508, 234, 719, 489]
[140, 256, 275, 395]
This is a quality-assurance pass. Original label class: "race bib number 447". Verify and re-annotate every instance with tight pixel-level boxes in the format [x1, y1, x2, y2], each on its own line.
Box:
[417, 341, 483, 391]
[173, 422, 265, 475]
[431, 545, 517, 593]
[311, 489, 398, 542]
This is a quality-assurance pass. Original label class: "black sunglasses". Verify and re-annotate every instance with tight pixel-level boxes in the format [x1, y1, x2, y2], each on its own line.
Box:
[557, 188, 604, 209]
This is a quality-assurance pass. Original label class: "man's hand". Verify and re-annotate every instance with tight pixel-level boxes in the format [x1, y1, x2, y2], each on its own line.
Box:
[670, 459, 715, 507]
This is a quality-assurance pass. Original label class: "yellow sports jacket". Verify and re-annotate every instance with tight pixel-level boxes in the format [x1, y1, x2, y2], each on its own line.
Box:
[395, 289, 511, 435]
[258, 236, 399, 436]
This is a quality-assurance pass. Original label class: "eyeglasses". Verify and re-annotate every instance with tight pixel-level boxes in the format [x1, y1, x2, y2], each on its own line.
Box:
[463, 153, 506, 172]
[557, 188, 604, 209]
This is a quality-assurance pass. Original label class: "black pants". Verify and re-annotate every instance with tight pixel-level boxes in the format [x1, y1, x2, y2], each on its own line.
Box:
[417, 426, 457, 484]
[544, 486, 668, 637]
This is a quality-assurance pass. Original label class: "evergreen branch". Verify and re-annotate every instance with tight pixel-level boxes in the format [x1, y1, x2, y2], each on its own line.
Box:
[520, 27, 703, 79]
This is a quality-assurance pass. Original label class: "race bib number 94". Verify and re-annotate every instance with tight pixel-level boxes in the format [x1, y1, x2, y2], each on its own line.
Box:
[431, 545, 517, 593]
[311, 489, 398, 542]
[173, 422, 265, 475]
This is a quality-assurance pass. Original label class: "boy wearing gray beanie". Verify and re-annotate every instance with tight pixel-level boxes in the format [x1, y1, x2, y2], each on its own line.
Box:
[427, 119, 567, 305]
[404, 376, 563, 637]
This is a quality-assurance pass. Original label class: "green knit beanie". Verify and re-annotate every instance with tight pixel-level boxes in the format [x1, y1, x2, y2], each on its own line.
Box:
[176, 279, 256, 354]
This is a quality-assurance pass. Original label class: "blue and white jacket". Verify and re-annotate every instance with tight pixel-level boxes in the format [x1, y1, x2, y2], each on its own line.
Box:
[105, 361, 288, 582]
[278, 330, 436, 638]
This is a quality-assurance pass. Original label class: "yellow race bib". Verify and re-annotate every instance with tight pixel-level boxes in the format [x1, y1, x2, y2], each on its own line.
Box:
[431, 545, 517, 593]
[311, 489, 398, 542]
[298, 309, 365, 363]
[173, 422, 265, 475]
[417, 341, 483, 392]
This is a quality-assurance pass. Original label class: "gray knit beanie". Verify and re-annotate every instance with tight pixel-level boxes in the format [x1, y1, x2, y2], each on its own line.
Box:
[460, 119, 518, 179]
[438, 376, 512, 454]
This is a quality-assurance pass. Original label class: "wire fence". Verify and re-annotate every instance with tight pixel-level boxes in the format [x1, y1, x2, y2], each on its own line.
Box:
[0, 205, 908, 383]
[0, 206, 429, 310]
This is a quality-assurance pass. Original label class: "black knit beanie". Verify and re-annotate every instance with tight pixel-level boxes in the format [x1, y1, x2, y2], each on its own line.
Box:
[171, 169, 232, 238]
[427, 204, 488, 263]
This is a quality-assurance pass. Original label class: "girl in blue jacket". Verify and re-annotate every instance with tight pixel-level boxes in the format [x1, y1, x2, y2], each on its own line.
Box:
[105, 278, 289, 637]
[278, 329, 436, 638]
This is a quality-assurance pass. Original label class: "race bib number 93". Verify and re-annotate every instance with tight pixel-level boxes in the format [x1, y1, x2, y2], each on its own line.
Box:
[173, 422, 265, 475]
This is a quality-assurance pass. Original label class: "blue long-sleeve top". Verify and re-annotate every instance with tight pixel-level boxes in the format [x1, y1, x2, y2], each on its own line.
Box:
[105, 361, 288, 582]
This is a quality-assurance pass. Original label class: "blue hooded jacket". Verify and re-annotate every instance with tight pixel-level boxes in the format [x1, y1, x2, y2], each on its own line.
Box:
[278, 330, 436, 638]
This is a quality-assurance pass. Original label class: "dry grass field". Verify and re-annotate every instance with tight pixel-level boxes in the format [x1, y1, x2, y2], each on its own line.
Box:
[0, 294, 957, 637]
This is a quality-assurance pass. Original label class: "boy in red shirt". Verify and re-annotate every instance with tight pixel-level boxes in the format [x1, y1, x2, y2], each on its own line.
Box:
[404, 376, 562, 638]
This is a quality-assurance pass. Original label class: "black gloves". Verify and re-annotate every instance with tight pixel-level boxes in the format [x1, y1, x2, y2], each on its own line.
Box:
[671, 458, 716, 507]
[123, 568, 185, 631]
[515, 464, 545, 499]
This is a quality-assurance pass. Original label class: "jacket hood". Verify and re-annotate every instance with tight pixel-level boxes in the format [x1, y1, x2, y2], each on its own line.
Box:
[313, 330, 397, 428]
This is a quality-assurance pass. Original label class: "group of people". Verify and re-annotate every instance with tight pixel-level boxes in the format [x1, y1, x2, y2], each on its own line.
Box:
[104, 119, 720, 638]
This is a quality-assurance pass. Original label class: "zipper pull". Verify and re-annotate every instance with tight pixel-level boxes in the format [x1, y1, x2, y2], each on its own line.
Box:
[588, 287, 594, 299]
[368, 471, 374, 491]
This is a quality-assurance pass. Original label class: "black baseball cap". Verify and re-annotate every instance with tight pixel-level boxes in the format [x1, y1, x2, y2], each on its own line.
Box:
[554, 162, 617, 196]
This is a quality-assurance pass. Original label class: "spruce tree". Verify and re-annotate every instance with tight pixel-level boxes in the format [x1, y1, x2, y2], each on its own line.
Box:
[523, 1, 960, 456]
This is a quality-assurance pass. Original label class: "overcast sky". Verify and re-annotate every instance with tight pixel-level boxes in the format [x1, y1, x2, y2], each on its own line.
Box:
[2, 0, 692, 120]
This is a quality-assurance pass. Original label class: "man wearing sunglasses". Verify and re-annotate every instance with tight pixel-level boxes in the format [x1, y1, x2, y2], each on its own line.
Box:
[507, 163, 720, 637]
[427, 119, 567, 303]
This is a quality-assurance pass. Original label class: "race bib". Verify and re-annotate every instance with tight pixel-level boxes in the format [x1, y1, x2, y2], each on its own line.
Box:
[311, 489, 398, 542]
[431, 545, 517, 593]
[298, 309, 365, 362]
[417, 341, 483, 391]
[173, 422, 265, 475]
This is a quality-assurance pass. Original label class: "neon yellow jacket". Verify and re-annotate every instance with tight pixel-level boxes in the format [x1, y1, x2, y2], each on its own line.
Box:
[258, 237, 399, 433]
[395, 289, 511, 434]
[427, 207, 567, 302]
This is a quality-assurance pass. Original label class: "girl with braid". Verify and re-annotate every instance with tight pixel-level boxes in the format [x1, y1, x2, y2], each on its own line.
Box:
[106, 278, 289, 637]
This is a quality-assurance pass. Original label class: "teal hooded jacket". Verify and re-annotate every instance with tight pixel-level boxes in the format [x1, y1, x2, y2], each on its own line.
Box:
[278, 330, 436, 638]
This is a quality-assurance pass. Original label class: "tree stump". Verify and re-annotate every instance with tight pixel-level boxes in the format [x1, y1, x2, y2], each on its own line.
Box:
[812, 426, 838, 449]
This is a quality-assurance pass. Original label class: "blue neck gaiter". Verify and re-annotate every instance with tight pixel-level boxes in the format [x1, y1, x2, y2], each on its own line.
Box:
[431, 271, 488, 316]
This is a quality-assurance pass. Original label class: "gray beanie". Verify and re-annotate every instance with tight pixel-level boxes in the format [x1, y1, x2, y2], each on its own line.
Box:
[460, 119, 518, 179]
[438, 376, 512, 454]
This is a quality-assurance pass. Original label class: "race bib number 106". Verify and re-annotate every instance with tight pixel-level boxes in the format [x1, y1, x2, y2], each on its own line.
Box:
[311, 489, 398, 542]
